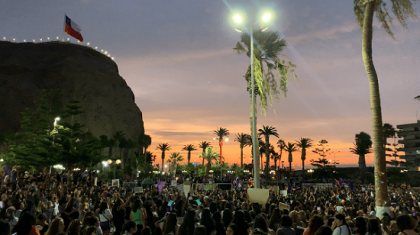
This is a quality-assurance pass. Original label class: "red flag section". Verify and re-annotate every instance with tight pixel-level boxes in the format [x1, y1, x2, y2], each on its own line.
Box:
[64, 15, 83, 42]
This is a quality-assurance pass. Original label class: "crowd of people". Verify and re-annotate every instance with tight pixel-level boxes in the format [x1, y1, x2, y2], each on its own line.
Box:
[0, 167, 419, 235]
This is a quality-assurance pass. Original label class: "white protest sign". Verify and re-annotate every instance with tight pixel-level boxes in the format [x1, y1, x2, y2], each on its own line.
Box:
[183, 184, 190, 197]
[247, 188, 269, 205]
[177, 184, 184, 193]
[280, 190, 287, 197]
[171, 180, 177, 187]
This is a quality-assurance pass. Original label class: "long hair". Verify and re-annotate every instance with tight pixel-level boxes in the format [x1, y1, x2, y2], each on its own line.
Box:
[253, 214, 268, 232]
[227, 223, 240, 235]
[308, 215, 324, 235]
[122, 220, 137, 235]
[163, 213, 177, 234]
[45, 218, 64, 235]
[231, 210, 248, 235]
[67, 219, 82, 234]
[200, 209, 214, 235]
[222, 208, 232, 229]
[99, 201, 108, 213]
[179, 209, 197, 235]
[65, 197, 77, 211]
[355, 216, 367, 235]
[212, 211, 225, 235]
[270, 208, 281, 228]
[133, 199, 142, 213]
[12, 213, 35, 235]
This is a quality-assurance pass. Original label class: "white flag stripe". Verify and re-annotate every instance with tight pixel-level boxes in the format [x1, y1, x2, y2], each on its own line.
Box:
[71, 21, 81, 32]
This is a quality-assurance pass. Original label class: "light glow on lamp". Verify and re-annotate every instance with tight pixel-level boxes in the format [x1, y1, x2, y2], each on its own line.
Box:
[262, 13, 271, 22]
[116, 159, 121, 164]
[233, 14, 242, 23]
[107, 159, 112, 164]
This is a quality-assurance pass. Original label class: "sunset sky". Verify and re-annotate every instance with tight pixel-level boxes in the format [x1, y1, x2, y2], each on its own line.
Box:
[2, 1, 420, 168]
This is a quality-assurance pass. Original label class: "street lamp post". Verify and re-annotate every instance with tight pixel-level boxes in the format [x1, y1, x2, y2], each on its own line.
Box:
[307, 169, 314, 180]
[108, 159, 121, 179]
[233, 12, 271, 189]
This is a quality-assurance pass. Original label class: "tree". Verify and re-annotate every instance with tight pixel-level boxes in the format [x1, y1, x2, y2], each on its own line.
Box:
[277, 139, 286, 168]
[198, 147, 219, 176]
[137, 133, 152, 163]
[349, 132, 372, 180]
[213, 127, 230, 164]
[310, 140, 332, 169]
[284, 142, 298, 174]
[167, 152, 184, 177]
[234, 30, 296, 184]
[258, 125, 279, 179]
[99, 135, 116, 158]
[296, 137, 313, 176]
[182, 144, 197, 165]
[198, 141, 212, 165]
[234, 133, 251, 168]
[269, 144, 279, 172]
[156, 143, 171, 172]
[354, 0, 417, 209]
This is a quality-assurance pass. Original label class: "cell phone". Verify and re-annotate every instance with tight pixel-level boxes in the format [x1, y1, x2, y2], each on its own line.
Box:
[317, 207, 320, 211]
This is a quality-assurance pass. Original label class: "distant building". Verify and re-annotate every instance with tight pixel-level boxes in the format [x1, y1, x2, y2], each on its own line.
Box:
[397, 120, 420, 171]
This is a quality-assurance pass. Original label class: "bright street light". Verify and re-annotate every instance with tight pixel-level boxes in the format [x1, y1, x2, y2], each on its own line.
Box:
[116, 159, 121, 164]
[107, 159, 112, 164]
[262, 13, 271, 22]
[225, 138, 229, 142]
[233, 14, 242, 23]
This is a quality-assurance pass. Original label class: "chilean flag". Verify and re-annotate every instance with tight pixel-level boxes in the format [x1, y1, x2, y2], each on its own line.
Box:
[64, 15, 83, 42]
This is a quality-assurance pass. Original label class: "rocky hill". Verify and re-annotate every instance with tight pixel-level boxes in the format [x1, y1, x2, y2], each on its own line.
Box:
[0, 41, 144, 142]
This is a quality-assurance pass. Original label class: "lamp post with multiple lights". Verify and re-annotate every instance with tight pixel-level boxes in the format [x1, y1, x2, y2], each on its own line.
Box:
[233, 12, 271, 188]
[107, 159, 121, 179]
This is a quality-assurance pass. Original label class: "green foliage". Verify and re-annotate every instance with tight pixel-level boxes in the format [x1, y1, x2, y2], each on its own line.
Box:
[167, 152, 184, 176]
[2, 90, 107, 170]
[234, 30, 297, 115]
[354, 0, 418, 40]
[198, 147, 219, 176]
[196, 164, 207, 177]
[231, 165, 246, 177]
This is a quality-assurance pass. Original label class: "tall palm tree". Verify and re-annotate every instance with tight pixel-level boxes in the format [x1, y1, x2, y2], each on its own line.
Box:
[156, 143, 171, 172]
[198, 141, 212, 165]
[258, 125, 279, 179]
[99, 135, 116, 158]
[383, 123, 396, 147]
[167, 152, 184, 177]
[354, 0, 417, 208]
[235, 133, 251, 168]
[198, 147, 219, 176]
[350, 132, 372, 179]
[182, 144, 197, 165]
[269, 144, 279, 173]
[137, 133, 152, 163]
[296, 138, 313, 176]
[284, 142, 298, 174]
[234, 31, 296, 184]
[112, 131, 125, 158]
[214, 127, 230, 164]
[277, 139, 286, 168]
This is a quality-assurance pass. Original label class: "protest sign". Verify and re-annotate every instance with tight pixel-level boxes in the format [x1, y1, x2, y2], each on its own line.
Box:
[279, 202, 290, 211]
[271, 186, 279, 194]
[171, 180, 177, 187]
[183, 184, 190, 197]
[280, 190, 287, 197]
[177, 184, 184, 193]
[158, 181, 165, 192]
[204, 184, 216, 191]
[134, 187, 143, 193]
[247, 188, 269, 205]
[112, 179, 119, 187]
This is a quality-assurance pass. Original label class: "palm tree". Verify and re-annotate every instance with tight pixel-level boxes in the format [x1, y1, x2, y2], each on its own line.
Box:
[296, 138, 313, 176]
[354, 0, 417, 208]
[234, 31, 296, 184]
[112, 131, 125, 157]
[137, 133, 152, 163]
[383, 123, 396, 147]
[258, 125, 279, 179]
[235, 133, 251, 168]
[277, 139, 286, 168]
[167, 152, 184, 177]
[284, 142, 298, 174]
[198, 141, 212, 165]
[182, 144, 197, 165]
[99, 135, 116, 158]
[156, 143, 171, 172]
[214, 127, 230, 164]
[350, 132, 372, 179]
[198, 147, 219, 176]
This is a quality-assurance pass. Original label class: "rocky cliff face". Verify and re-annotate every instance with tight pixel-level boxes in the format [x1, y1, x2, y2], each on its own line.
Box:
[0, 41, 144, 142]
